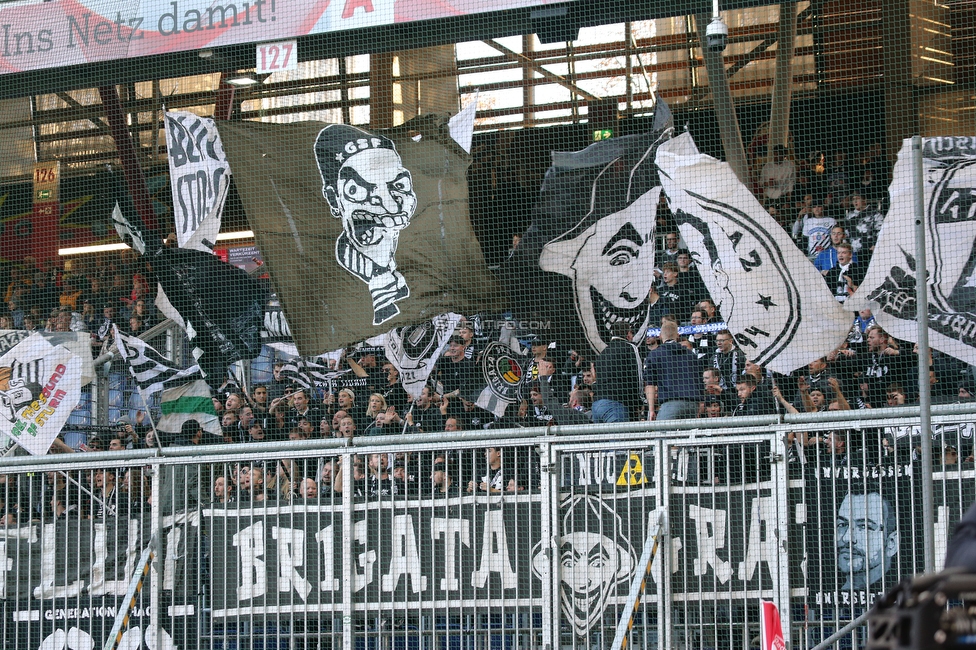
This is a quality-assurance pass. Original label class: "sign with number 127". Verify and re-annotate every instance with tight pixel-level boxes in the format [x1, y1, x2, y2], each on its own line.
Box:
[256, 40, 297, 74]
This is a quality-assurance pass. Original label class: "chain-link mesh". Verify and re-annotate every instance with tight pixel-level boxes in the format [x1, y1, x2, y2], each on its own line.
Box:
[0, 0, 974, 648]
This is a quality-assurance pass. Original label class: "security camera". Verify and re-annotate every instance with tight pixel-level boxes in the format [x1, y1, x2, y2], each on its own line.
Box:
[705, 16, 728, 53]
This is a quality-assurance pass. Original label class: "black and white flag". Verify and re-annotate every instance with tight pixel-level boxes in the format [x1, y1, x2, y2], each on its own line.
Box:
[114, 325, 204, 401]
[656, 132, 851, 373]
[848, 138, 976, 365]
[385, 312, 461, 398]
[279, 358, 344, 391]
[165, 111, 229, 251]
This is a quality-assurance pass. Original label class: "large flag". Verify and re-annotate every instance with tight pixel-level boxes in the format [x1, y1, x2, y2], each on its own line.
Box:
[502, 102, 673, 354]
[113, 326, 203, 400]
[216, 113, 502, 357]
[151, 246, 269, 385]
[385, 313, 461, 399]
[112, 183, 268, 386]
[0, 333, 82, 455]
[656, 132, 852, 373]
[464, 341, 528, 418]
[156, 379, 221, 438]
[848, 138, 976, 365]
[164, 111, 230, 251]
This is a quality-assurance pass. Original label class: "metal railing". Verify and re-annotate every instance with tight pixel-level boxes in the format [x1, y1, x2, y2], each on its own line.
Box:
[2, 404, 975, 649]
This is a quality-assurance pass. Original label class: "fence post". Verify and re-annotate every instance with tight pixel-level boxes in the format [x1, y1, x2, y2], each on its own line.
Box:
[912, 135, 936, 574]
[341, 452, 354, 650]
[539, 441, 560, 650]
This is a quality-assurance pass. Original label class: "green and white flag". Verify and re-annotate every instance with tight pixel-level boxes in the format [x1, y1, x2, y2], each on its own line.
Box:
[156, 379, 221, 437]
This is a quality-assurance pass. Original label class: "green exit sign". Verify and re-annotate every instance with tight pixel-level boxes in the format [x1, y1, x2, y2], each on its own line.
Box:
[35, 189, 51, 201]
[593, 129, 613, 141]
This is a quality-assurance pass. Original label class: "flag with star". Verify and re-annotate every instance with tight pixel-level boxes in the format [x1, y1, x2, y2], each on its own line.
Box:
[656, 132, 851, 373]
[848, 138, 976, 365]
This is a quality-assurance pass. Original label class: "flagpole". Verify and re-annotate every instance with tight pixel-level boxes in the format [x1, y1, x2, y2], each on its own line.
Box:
[912, 135, 935, 574]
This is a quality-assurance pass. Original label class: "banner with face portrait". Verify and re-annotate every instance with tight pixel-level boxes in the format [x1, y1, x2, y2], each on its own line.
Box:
[502, 102, 673, 355]
[217, 114, 502, 357]
[848, 137, 976, 365]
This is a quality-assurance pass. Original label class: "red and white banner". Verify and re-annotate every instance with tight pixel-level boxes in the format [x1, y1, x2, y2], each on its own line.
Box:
[0, 0, 560, 75]
[759, 600, 786, 650]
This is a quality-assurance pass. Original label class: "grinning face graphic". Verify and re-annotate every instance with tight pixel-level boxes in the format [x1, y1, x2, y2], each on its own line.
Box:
[540, 188, 660, 352]
[333, 148, 416, 265]
[530, 495, 636, 637]
[315, 124, 418, 325]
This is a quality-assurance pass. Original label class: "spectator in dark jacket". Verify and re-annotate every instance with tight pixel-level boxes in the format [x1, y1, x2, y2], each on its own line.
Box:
[644, 320, 703, 420]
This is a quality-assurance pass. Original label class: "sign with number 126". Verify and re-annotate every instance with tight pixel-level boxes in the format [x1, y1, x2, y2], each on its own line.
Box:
[256, 40, 297, 74]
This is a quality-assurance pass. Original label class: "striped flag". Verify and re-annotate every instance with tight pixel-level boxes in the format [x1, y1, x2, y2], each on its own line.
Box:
[114, 326, 203, 400]
[156, 379, 221, 437]
[280, 358, 345, 390]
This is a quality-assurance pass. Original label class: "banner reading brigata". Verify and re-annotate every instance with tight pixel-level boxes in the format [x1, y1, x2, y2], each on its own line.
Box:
[0, 0, 561, 76]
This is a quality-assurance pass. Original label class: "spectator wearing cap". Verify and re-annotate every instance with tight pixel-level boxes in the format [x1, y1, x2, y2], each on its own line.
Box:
[592, 322, 644, 423]
[792, 197, 835, 258]
[644, 320, 703, 420]
[527, 336, 570, 405]
[760, 144, 796, 206]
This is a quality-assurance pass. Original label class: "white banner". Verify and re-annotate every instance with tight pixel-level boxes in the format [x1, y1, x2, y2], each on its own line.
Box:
[0, 333, 82, 455]
[385, 313, 461, 399]
[165, 111, 230, 251]
[848, 137, 976, 365]
[656, 133, 852, 373]
[0, 330, 93, 387]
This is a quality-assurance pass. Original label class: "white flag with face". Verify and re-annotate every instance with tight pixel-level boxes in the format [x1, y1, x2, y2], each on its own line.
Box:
[0, 333, 82, 455]
[164, 111, 230, 251]
[656, 132, 852, 373]
[848, 137, 976, 365]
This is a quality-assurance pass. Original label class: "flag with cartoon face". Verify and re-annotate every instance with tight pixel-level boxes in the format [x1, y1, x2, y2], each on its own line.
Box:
[503, 102, 672, 355]
[849, 137, 976, 365]
[656, 132, 852, 373]
[217, 115, 502, 357]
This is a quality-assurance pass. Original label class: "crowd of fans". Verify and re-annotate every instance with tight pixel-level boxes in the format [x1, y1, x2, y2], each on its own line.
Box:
[0, 142, 970, 502]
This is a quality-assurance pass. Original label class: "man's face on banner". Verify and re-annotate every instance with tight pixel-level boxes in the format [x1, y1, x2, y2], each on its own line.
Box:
[334, 148, 416, 269]
[836, 492, 898, 590]
[557, 531, 633, 636]
[540, 188, 659, 352]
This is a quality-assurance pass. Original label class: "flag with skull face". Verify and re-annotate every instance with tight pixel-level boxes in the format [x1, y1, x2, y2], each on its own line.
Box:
[218, 115, 502, 357]
[502, 102, 673, 355]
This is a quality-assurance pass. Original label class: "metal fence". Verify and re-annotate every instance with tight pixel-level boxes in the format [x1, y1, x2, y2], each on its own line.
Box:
[2, 405, 976, 650]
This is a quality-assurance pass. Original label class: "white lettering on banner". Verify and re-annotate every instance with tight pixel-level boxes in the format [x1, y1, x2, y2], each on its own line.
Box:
[272, 526, 313, 600]
[573, 452, 619, 486]
[34, 523, 85, 599]
[314, 525, 339, 592]
[353, 519, 376, 591]
[471, 510, 518, 589]
[90, 519, 140, 597]
[737, 496, 777, 582]
[163, 525, 183, 591]
[431, 517, 470, 591]
[233, 521, 266, 601]
[688, 505, 733, 583]
[381, 514, 427, 593]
